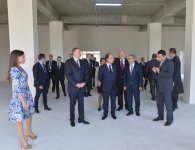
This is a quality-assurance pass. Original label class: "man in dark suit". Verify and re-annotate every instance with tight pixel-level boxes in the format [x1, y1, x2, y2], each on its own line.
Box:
[54, 56, 66, 99]
[169, 48, 184, 111]
[84, 53, 93, 97]
[153, 50, 174, 126]
[65, 48, 90, 127]
[124, 54, 143, 116]
[139, 57, 148, 90]
[46, 54, 57, 92]
[115, 50, 128, 111]
[98, 53, 117, 120]
[33, 54, 52, 113]
[145, 54, 160, 101]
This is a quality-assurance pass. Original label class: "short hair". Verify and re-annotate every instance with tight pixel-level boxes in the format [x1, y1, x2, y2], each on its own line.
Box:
[157, 50, 166, 56]
[105, 53, 111, 61]
[38, 54, 45, 60]
[152, 53, 157, 59]
[86, 53, 91, 57]
[57, 56, 61, 59]
[72, 47, 80, 53]
[100, 57, 105, 62]
[129, 54, 135, 58]
[169, 48, 177, 54]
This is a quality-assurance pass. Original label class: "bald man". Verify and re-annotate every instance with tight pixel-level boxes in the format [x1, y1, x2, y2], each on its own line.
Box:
[114, 50, 128, 111]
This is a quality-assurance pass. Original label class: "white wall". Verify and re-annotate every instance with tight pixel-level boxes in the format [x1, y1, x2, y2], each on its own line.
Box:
[0, 24, 185, 82]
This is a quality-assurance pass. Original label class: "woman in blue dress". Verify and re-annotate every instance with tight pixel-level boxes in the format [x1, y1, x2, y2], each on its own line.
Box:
[8, 50, 37, 149]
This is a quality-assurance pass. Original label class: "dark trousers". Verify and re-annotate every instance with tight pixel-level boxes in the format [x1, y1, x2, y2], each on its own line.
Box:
[34, 86, 48, 110]
[102, 87, 116, 116]
[56, 78, 66, 97]
[86, 77, 92, 94]
[48, 72, 55, 92]
[126, 86, 140, 113]
[144, 78, 148, 88]
[92, 69, 96, 86]
[172, 89, 179, 108]
[117, 84, 128, 108]
[149, 79, 157, 99]
[156, 89, 174, 123]
[69, 88, 85, 122]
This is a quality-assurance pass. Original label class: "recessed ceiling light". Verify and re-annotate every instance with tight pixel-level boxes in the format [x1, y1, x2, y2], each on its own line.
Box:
[95, 3, 122, 6]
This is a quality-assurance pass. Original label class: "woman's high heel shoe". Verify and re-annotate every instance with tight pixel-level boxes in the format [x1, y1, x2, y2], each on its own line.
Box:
[25, 133, 37, 140]
[20, 140, 32, 149]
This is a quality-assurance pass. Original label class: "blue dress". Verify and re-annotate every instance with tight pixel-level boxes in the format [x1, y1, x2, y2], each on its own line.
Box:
[9, 67, 34, 123]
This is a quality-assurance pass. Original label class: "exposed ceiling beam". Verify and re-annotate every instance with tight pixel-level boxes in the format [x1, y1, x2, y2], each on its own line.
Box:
[151, 0, 186, 22]
[37, 0, 59, 21]
[61, 15, 151, 26]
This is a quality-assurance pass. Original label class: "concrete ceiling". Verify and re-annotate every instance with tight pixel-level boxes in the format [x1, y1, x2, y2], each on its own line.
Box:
[0, 0, 186, 26]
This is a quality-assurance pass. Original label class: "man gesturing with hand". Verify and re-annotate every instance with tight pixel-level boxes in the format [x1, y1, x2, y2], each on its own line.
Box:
[65, 48, 90, 127]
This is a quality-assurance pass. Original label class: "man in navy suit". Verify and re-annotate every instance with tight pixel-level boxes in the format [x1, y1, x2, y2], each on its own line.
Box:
[139, 57, 148, 90]
[115, 50, 129, 111]
[152, 50, 174, 126]
[123, 54, 143, 116]
[54, 56, 66, 99]
[98, 53, 117, 120]
[65, 48, 90, 127]
[33, 54, 52, 113]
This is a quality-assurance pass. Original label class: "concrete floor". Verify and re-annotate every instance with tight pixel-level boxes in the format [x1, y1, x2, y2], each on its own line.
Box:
[0, 82, 195, 150]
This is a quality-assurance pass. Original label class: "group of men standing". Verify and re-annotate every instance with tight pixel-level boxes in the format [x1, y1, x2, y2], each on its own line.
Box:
[32, 47, 183, 127]
[33, 54, 67, 113]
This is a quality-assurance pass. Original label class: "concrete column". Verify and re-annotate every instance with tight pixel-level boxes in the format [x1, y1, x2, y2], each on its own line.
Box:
[49, 21, 64, 60]
[7, 0, 39, 96]
[183, 0, 195, 104]
[148, 23, 162, 60]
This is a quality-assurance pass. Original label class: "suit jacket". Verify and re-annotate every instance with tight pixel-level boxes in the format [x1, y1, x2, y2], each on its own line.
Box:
[84, 59, 93, 77]
[54, 62, 65, 81]
[145, 59, 160, 80]
[139, 62, 147, 78]
[123, 63, 143, 89]
[33, 62, 49, 87]
[46, 60, 57, 74]
[65, 58, 89, 93]
[156, 58, 174, 93]
[98, 64, 117, 92]
[114, 58, 129, 86]
[172, 55, 184, 94]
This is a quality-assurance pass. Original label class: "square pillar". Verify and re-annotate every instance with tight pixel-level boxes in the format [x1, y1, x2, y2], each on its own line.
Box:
[7, 0, 39, 96]
[183, 0, 195, 104]
[49, 21, 64, 60]
[148, 23, 162, 60]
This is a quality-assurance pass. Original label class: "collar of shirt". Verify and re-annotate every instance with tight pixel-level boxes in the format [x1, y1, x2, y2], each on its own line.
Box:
[39, 61, 44, 66]
[129, 63, 135, 67]
[73, 57, 79, 62]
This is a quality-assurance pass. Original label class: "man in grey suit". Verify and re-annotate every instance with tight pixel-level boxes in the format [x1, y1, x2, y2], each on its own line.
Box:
[152, 50, 174, 126]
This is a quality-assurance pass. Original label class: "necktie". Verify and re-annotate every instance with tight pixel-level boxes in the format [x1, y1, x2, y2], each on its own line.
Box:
[42, 64, 47, 74]
[130, 64, 133, 75]
[76, 60, 80, 68]
[109, 65, 112, 73]
[120, 61, 124, 70]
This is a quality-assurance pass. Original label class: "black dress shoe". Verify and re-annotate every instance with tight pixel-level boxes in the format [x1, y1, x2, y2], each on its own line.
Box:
[164, 122, 172, 126]
[151, 98, 156, 101]
[125, 106, 128, 110]
[56, 96, 59, 99]
[64, 93, 66, 96]
[126, 112, 133, 116]
[153, 117, 164, 121]
[87, 93, 92, 96]
[84, 93, 88, 97]
[136, 112, 140, 116]
[112, 115, 117, 119]
[78, 120, 90, 124]
[70, 121, 75, 127]
[98, 107, 101, 111]
[102, 115, 107, 120]
[116, 107, 123, 111]
[35, 109, 40, 113]
[44, 107, 52, 111]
